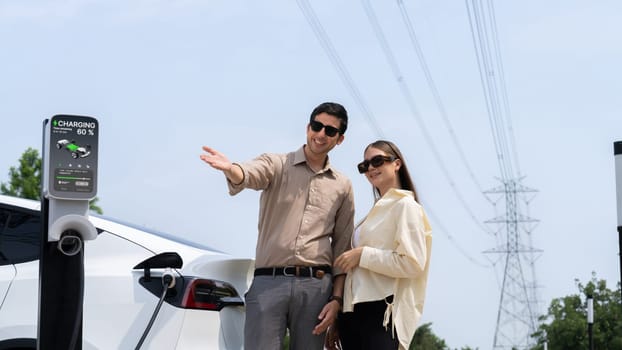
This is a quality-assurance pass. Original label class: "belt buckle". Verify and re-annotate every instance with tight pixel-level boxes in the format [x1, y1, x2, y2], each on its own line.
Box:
[283, 266, 296, 277]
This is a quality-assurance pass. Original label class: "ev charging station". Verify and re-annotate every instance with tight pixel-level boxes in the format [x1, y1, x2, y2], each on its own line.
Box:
[39, 115, 99, 350]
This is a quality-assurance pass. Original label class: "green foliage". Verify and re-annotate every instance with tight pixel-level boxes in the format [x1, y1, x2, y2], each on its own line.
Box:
[410, 323, 449, 350]
[531, 272, 622, 350]
[1, 147, 103, 214]
[410, 322, 480, 350]
[88, 196, 103, 215]
[283, 330, 289, 350]
[1, 147, 41, 200]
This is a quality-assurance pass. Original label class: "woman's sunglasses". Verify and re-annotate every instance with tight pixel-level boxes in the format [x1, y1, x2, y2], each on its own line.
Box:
[310, 120, 341, 137]
[357, 155, 396, 173]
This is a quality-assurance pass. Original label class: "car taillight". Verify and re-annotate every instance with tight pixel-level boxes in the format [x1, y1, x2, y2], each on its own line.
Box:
[179, 278, 244, 311]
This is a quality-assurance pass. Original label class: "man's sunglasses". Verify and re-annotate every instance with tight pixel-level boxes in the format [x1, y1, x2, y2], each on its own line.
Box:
[357, 155, 396, 174]
[310, 120, 341, 137]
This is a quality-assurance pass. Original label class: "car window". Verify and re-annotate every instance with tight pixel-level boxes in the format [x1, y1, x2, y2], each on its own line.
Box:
[0, 207, 40, 265]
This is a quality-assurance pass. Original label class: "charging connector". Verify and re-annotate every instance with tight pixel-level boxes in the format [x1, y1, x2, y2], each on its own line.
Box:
[162, 268, 176, 289]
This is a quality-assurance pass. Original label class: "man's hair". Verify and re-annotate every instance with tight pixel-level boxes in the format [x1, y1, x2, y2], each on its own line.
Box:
[309, 102, 348, 134]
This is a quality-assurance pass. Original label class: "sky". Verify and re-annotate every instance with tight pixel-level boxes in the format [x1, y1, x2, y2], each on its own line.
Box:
[1, 1, 621, 349]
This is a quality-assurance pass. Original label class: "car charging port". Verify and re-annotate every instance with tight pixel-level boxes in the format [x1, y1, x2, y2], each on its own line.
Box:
[162, 268, 176, 289]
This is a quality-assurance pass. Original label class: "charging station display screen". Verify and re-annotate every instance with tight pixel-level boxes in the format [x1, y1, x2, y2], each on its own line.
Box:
[47, 115, 98, 200]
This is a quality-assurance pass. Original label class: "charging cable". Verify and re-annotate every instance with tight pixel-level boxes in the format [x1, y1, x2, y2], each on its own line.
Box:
[134, 268, 176, 350]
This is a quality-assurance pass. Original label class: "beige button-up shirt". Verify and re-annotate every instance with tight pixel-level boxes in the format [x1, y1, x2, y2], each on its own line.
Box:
[227, 146, 355, 275]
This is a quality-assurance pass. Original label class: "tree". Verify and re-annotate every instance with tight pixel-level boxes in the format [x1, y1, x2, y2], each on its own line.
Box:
[410, 322, 449, 350]
[410, 322, 480, 350]
[88, 197, 103, 214]
[1, 147, 103, 214]
[1, 147, 41, 200]
[530, 272, 622, 350]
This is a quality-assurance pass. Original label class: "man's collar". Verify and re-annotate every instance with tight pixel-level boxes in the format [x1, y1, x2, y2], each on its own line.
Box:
[296, 145, 332, 172]
[293, 146, 307, 165]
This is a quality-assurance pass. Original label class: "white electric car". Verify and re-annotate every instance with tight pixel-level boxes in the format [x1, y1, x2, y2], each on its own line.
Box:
[0, 194, 254, 349]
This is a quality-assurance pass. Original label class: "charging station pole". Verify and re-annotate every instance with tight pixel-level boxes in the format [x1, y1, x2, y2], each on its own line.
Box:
[39, 115, 99, 350]
[615, 141, 622, 299]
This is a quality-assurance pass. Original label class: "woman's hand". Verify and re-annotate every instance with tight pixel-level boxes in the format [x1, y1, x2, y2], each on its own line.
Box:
[334, 247, 363, 272]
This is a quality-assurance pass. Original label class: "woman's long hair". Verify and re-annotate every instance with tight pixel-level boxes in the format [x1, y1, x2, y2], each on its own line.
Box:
[365, 140, 419, 203]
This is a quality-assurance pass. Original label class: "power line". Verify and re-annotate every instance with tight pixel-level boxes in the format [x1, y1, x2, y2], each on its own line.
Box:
[466, 1, 541, 348]
[395, 0, 489, 196]
[361, 0, 492, 235]
[487, 0, 522, 178]
[466, 0, 522, 181]
[296, 0, 385, 139]
[426, 205, 491, 268]
[466, 0, 511, 181]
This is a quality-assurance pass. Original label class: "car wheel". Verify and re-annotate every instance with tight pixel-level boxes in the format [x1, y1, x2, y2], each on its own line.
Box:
[72, 152, 78, 159]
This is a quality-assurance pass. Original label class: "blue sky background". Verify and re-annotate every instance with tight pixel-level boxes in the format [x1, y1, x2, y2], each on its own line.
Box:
[1, 1, 621, 348]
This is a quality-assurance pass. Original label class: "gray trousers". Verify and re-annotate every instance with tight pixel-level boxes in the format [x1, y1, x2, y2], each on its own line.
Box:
[244, 274, 333, 350]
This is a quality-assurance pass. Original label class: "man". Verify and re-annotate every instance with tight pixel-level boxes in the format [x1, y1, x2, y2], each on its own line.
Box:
[200, 102, 354, 349]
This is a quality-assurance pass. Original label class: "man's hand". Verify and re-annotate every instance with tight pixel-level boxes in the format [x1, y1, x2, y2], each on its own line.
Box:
[200, 146, 244, 184]
[200, 146, 232, 171]
[312, 299, 340, 335]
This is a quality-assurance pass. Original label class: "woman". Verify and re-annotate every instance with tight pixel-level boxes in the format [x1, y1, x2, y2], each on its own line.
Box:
[328, 140, 432, 350]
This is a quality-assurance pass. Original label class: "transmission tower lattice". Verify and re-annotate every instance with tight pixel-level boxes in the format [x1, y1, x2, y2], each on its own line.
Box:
[484, 178, 542, 350]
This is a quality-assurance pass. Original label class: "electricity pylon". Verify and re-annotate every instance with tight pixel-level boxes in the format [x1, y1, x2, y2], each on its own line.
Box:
[484, 178, 542, 350]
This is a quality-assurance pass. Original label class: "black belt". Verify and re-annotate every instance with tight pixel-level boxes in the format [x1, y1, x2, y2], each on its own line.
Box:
[254, 265, 331, 279]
